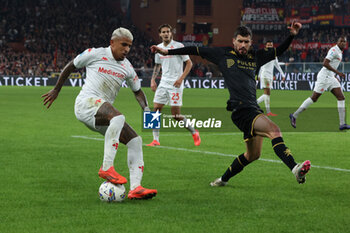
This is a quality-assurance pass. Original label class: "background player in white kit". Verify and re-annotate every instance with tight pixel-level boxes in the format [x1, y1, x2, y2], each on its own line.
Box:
[42, 27, 157, 200]
[257, 40, 286, 116]
[146, 24, 201, 147]
[290, 36, 350, 130]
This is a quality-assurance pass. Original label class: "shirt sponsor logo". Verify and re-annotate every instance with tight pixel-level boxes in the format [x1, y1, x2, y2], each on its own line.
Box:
[226, 59, 235, 68]
[98, 67, 125, 79]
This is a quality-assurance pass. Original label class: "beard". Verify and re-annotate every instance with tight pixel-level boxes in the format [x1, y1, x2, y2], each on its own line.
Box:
[238, 47, 248, 55]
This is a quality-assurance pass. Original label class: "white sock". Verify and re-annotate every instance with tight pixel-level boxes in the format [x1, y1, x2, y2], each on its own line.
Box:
[293, 97, 314, 118]
[337, 100, 346, 125]
[257, 94, 265, 104]
[152, 129, 159, 142]
[183, 117, 196, 134]
[264, 95, 271, 113]
[126, 136, 144, 190]
[102, 115, 125, 171]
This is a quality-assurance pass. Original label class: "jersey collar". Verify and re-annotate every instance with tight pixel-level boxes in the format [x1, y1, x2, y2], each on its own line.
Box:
[107, 46, 123, 63]
[163, 40, 174, 48]
[335, 45, 343, 53]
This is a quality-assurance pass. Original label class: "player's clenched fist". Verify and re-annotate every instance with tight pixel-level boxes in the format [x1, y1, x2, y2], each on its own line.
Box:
[288, 21, 302, 36]
[150, 45, 168, 55]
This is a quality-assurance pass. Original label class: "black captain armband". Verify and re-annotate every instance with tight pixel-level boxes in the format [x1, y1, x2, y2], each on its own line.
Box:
[168, 46, 199, 56]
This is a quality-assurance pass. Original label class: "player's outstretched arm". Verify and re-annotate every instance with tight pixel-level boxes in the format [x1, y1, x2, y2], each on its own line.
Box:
[151, 45, 199, 56]
[133, 89, 150, 111]
[256, 22, 301, 69]
[275, 22, 302, 57]
[150, 45, 168, 55]
[42, 60, 76, 108]
[288, 21, 302, 36]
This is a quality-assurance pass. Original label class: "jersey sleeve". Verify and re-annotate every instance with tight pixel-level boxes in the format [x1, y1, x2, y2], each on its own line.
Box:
[197, 47, 223, 65]
[177, 43, 190, 62]
[73, 48, 98, 68]
[255, 48, 276, 70]
[182, 54, 190, 62]
[154, 53, 161, 64]
[325, 48, 337, 61]
[125, 65, 141, 92]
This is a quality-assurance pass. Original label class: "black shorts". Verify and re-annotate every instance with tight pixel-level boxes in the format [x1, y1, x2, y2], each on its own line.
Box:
[231, 106, 264, 140]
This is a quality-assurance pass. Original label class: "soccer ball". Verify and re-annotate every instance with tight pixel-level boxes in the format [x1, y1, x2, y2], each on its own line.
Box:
[99, 181, 126, 202]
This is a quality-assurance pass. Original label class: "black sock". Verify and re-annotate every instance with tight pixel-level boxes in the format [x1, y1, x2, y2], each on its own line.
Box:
[272, 137, 297, 170]
[221, 154, 250, 182]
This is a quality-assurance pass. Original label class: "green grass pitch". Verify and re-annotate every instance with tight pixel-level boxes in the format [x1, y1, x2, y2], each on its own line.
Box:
[0, 86, 349, 233]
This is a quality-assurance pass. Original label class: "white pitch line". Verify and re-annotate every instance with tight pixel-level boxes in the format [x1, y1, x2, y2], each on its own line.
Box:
[72, 131, 346, 138]
[71, 135, 350, 173]
[72, 135, 104, 140]
[144, 132, 347, 136]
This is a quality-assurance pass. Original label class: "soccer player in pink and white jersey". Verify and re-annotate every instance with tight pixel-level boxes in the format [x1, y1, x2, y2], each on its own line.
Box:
[290, 36, 350, 130]
[146, 24, 201, 147]
[42, 28, 157, 200]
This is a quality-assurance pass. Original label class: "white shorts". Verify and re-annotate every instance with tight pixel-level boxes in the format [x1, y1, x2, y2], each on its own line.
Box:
[74, 96, 108, 134]
[314, 74, 340, 93]
[260, 76, 273, 89]
[153, 85, 183, 106]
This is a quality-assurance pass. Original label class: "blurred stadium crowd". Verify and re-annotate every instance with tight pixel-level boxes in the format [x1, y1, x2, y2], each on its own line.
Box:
[250, 0, 350, 64]
[1, 0, 350, 77]
[0, 0, 154, 76]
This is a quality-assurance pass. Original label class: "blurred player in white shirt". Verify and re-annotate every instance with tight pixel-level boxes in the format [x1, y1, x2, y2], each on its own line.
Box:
[290, 36, 350, 130]
[257, 40, 286, 116]
[42, 27, 157, 200]
[146, 24, 201, 147]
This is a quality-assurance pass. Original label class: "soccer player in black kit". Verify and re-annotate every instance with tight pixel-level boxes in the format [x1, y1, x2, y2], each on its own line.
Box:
[151, 22, 311, 186]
